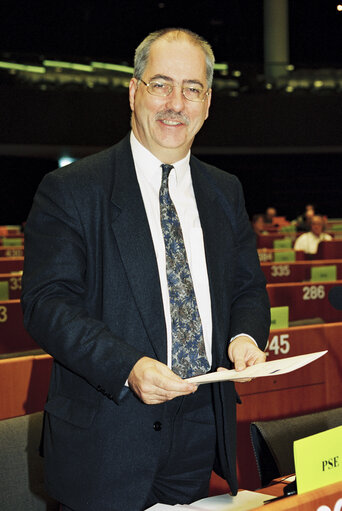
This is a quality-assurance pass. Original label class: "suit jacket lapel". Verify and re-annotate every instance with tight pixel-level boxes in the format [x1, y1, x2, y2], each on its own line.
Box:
[110, 137, 167, 364]
[190, 157, 236, 368]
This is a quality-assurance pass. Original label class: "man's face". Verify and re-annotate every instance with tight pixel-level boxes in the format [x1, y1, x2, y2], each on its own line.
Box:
[266, 208, 276, 220]
[311, 216, 324, 236]
[129, 36, 211, 163]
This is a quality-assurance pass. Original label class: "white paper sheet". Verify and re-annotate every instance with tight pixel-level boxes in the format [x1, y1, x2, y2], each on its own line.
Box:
[144, 490, 276, 510]
[186, 350, 327, 385]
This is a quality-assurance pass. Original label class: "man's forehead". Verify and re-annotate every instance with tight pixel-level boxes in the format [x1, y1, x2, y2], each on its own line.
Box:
[148, 36, 205, 64]
[145, 37, 207, 80]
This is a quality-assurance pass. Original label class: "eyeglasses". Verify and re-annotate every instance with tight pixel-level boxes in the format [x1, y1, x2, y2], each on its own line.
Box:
[139, 79, 210, 102]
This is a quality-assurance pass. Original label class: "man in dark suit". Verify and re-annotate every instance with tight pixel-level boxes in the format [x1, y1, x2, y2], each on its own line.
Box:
[21, 28, 270, 510]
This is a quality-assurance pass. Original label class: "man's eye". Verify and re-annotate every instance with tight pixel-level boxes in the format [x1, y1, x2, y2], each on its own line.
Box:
[151, 82, 167, 89]
[187, 87, 201, 95]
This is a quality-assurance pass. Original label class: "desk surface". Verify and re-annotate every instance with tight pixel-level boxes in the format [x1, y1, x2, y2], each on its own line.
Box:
[147, 479, 342, 510]
[254, 478, 342, 510]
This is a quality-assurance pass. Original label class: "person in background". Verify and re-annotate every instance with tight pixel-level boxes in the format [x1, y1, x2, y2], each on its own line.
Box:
[21, 27, 270, 511]
[295, 203, 315, 232]
[294, 214, 332, 254]
[264, 206, 277, 224]
[252, 214, 268, 236]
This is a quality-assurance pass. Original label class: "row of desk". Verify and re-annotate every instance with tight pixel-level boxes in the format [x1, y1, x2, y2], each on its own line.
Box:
[1, 279, 341, 355]
[257, 234, 342, 251]
[261, 259, 342, 283]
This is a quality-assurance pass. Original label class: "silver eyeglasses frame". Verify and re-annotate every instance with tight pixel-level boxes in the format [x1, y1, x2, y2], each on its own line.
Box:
[139, 79, 210, 102]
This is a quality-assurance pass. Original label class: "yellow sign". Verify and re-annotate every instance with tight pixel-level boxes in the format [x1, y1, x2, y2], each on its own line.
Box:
[270, 306, 289, 330]
[294, 425, 342, 494]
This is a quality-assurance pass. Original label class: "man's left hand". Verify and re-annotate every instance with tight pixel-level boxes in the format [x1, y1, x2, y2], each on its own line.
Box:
[217, 335, 266, 383]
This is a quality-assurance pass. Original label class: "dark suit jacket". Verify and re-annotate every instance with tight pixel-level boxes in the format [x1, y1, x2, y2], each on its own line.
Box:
[21, 134, 270, 510]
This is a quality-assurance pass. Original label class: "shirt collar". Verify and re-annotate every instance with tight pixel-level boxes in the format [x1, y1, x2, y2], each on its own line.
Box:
[130, 131, 191, 188]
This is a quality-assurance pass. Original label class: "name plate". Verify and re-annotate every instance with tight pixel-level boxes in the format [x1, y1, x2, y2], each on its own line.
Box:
[311, 265, 337, 282]
[270, 306, 289, 330]
[2, 237, 23, 246]
[294, 425, 342, 495]
[0, 281, 9, 300]
[273, 238, 293, 249]
[274, 250, 296, 262]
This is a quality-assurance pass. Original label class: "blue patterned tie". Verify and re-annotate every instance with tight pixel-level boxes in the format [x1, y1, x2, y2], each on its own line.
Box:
[159, 163, 210, 379]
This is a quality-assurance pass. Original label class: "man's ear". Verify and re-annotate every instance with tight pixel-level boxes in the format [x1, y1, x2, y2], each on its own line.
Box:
[129, 78, 138, 112]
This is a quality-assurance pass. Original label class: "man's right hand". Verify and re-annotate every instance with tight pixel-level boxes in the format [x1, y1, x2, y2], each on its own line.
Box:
[128, 357, 198, 404]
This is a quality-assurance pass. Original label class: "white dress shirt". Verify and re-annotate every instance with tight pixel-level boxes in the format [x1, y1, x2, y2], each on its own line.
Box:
[294, 231, 332, 254]
[130, 131, 213, 368]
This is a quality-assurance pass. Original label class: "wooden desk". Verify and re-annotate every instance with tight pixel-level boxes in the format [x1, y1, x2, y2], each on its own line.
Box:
[257, 234, 298, 249]
[258, 249, 305, 263]
[261, 259, 342, 283]
[209, 477, 342, 510]
[255, 476, 290, 497]
[267, 280, 342, 323]
[0, 272, 22, 299]
[0, 354, 52, 419]
[0, 299, 39, 354]
[0, 245, 24, 257]
[317, 240, 342, 259]
[0, 256, 24, 273]
[254, 480, 342, 510]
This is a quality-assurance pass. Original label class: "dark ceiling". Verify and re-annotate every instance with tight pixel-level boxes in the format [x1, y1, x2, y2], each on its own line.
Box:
[1, 0, 341, 67]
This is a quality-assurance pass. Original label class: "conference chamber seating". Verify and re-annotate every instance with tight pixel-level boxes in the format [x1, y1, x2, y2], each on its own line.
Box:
[236, 235, 342, 489]
[1, 222, 342, 495]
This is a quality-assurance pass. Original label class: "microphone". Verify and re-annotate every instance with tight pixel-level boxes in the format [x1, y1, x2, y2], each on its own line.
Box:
[328, 286, 342, 311]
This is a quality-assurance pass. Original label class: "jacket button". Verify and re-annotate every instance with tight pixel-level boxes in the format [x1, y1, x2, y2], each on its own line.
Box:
[153, 421, 162, 431]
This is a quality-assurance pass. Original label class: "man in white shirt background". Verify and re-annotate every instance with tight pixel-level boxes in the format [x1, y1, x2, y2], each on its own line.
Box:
[294, 214, 332, 254]
[22, 28, 270, 511]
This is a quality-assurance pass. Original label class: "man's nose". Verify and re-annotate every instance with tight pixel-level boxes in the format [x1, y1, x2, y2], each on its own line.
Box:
[165, 86, 186, 112]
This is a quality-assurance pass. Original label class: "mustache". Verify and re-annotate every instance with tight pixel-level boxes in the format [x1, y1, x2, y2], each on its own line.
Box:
[154, 110, 190, 126]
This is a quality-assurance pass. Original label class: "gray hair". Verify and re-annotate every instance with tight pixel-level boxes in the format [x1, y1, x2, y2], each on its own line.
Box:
[133, 28, 215, 88]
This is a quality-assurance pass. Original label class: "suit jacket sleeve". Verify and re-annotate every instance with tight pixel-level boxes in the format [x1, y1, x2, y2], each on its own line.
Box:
[21, 157, 145, 404]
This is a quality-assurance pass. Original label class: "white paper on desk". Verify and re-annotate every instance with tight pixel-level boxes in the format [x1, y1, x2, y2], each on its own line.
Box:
[186, 350, 327, 385]
[187, 490, 276, 510]
[144, 491, 276, 510]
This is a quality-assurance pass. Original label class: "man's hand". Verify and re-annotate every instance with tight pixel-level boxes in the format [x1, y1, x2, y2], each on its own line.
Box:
[218, 335, 266, 383]
[128, 357, 198, 404]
